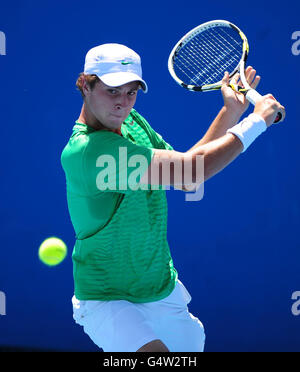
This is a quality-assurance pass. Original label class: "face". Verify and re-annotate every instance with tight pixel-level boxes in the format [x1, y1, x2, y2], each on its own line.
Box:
[83, 78, 140, 131]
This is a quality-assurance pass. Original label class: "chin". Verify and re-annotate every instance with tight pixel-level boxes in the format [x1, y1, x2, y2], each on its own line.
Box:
[101, 120, 122, 132]
[110, 114, 127, 125]
[109, 117, 124, 127]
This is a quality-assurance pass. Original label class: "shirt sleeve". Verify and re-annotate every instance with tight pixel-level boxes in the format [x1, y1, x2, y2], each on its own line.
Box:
[83, 130, 154, 195]
[130, 109, 174, 151]
[151, 131, 174, 151]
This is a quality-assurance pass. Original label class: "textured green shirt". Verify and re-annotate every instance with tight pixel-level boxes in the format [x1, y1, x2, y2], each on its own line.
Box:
[61, 109, 178, 302]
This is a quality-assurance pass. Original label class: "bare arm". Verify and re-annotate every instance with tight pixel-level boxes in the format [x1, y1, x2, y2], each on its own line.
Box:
[140, 132, 243, 189]
[188, 105, 243, 151]
[188, 67, 261, 150]
[140, 73, 285, 190]
[140, 68, 259, 189]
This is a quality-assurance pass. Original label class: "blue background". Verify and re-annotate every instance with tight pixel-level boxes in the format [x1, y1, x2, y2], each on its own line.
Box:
[0, 0, 299, 352]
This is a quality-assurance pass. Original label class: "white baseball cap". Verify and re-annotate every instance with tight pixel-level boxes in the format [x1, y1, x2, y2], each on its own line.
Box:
[83, 43, 148, 93]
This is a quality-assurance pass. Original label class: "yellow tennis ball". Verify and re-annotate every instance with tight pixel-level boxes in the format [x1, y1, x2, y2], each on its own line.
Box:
[38, 237, 67, 266]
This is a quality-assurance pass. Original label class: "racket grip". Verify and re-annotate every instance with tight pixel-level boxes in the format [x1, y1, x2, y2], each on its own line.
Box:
[245, 89, 283, 124]
[245, 89, 262, 105]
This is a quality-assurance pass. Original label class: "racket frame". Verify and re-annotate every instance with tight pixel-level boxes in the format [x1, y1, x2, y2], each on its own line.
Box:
[168, 20, 250, 92]
[168, 20, 282, 123]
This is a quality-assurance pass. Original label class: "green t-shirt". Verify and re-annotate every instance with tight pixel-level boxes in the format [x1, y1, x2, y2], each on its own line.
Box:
[61, 109, 178, 302]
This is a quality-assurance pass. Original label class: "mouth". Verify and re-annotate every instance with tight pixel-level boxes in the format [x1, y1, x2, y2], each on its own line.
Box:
[110, 113, 126, 120]
[111, 112, 123, 117]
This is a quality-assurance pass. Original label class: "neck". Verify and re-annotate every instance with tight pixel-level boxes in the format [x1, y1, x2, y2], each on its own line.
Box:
[77, 103, 97, 128]
[77, 103, 122, 135]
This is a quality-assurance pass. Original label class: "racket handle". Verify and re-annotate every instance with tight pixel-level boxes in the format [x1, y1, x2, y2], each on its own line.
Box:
[245, 89, 283, 124]
[245, 89, 262, 105]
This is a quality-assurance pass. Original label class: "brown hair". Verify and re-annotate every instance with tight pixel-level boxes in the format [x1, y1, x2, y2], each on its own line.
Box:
[76, 73, 100, 98]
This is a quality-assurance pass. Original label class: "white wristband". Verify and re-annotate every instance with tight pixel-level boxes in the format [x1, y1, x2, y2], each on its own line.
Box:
[227, 113, 267, 153]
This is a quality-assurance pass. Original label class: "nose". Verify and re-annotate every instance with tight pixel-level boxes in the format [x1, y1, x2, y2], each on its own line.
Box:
[116, 93, 130, 109]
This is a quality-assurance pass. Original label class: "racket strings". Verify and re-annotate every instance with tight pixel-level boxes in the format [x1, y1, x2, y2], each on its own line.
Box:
[181, 30, 241, 83]
[194, 30, 241, 83]
[187, 36, 234, 84]
[176, 28, 241, 82]
[173, 26, 243, 86]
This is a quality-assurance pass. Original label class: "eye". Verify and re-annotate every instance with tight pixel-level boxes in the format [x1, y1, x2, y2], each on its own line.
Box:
[108, 89, 118, 95]
[128, 90, 137, 96]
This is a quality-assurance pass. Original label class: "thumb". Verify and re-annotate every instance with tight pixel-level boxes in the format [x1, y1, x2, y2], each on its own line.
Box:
[222, 71, 229, 86]
[263, 93, 277, 102]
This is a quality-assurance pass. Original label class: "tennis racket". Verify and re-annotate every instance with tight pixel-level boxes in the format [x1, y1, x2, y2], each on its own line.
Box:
[168, 20, 283, 123]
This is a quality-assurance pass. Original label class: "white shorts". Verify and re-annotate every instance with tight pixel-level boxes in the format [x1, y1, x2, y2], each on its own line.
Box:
[72, 280, 205, 352]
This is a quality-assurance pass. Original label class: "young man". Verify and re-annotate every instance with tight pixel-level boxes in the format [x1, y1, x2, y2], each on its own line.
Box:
[61, 43, 285, 352]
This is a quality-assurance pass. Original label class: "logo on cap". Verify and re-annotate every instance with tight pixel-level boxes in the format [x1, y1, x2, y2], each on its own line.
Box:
[121, 60, 133, 65]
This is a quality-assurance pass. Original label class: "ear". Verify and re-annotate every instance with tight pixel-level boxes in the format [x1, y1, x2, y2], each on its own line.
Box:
[81, 75, 91, 96]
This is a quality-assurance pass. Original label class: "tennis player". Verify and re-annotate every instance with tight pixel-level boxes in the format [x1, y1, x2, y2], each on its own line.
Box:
[61, 43, 285, 352]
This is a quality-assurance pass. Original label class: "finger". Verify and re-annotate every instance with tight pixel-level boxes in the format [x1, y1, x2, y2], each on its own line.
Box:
[245, 65, 253, 77]
[221, 71, 229, 85]
[231, 72, 240, 84]
[264, 93, 276, 101]
[279, 104, 285, 112]
[244, 65, 252, 77]
[251, 75, 260, 90]
[245, 66, 254, 79]
[246, 68, 257, 85]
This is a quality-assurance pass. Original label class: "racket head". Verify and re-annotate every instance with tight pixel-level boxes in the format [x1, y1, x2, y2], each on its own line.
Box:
[168, 20, 249, 92]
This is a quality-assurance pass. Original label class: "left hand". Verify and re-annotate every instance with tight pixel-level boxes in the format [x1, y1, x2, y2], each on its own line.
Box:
[221, 66, 261, 113]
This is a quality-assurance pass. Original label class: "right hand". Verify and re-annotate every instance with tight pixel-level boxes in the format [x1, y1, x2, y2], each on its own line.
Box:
[253, 94, 286, 127]
[221, 67, 261, 115]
